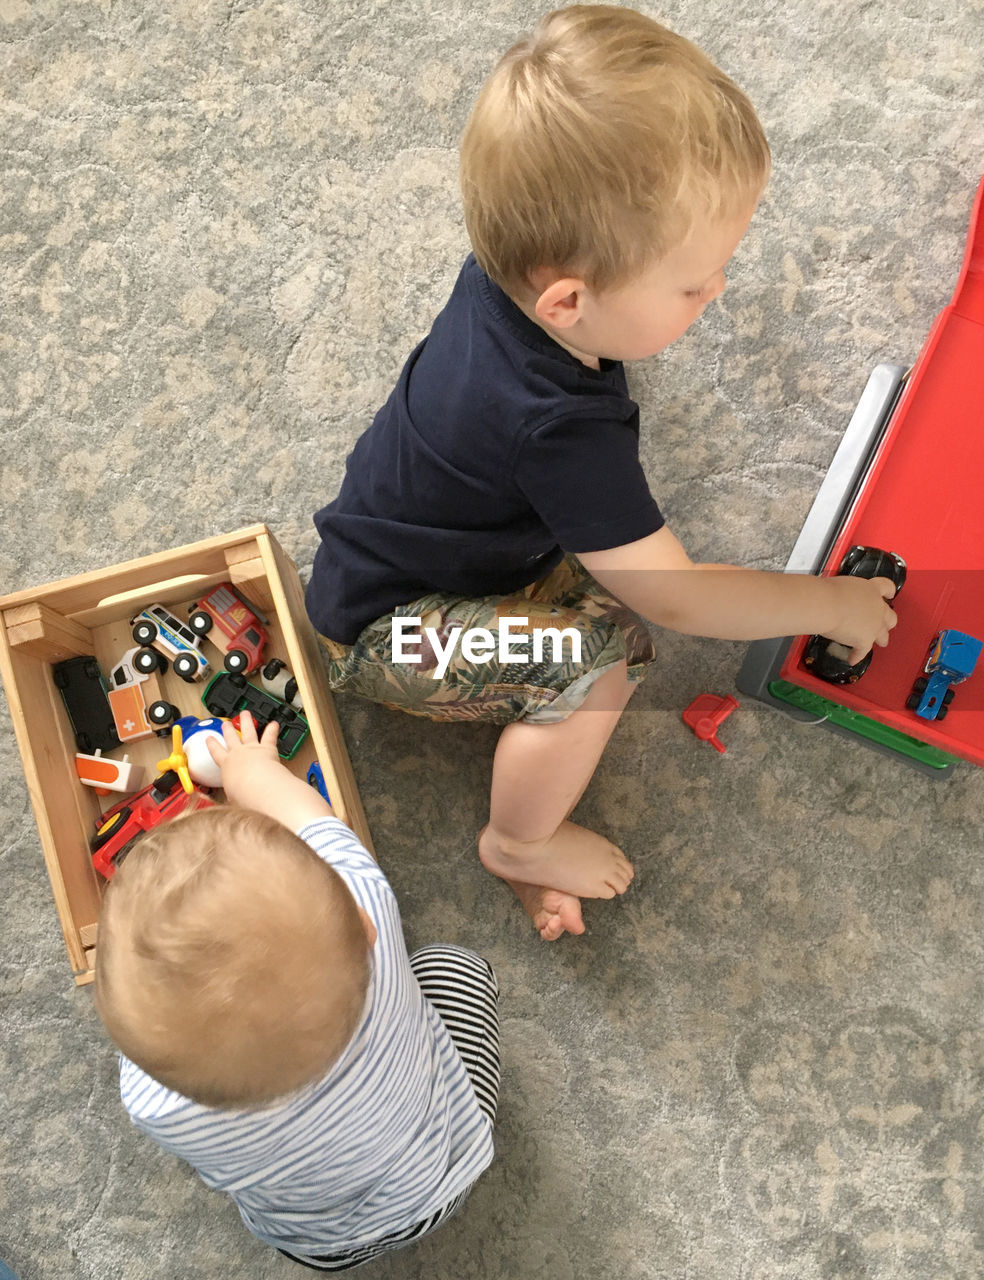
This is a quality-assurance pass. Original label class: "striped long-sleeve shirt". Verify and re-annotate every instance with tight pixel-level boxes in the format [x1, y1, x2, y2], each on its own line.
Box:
[118, 817, 494, 1254]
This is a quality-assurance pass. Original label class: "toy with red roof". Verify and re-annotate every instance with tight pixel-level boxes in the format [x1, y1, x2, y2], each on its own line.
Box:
[188, 582, 268, 674]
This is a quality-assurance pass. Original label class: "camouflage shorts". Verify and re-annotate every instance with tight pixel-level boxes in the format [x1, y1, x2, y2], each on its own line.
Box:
[318, 555, 657, 725]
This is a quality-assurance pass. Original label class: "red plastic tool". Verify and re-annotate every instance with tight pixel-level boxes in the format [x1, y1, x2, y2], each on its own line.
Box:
[682, 693, 739, 753]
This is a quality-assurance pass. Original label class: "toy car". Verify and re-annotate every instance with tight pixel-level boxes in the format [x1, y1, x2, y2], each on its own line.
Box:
[90, 770, 214, 879]
[802, 545, 907, 684]
[128, 646, 168, 676]
[261, 657, 303, 710]
[201, 671, 309, 759]
[75, 750, 144, 795]
[106, 646, 165, 743]
[52, 655, 121, 754]
[306, 761, 331, 803]
[905, 629, 982, 721]
[188, 583, 268, 675]
[130, 604, 210, 682]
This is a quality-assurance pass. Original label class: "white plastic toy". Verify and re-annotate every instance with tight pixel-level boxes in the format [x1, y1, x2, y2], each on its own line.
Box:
[157, 717, 230, 791]
[74, 750, 144, 795]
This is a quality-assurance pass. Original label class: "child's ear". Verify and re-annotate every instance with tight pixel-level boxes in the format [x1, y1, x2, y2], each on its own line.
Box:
[531, 273, 588, 331]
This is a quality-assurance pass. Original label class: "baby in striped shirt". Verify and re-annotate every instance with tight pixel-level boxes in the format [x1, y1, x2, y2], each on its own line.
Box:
[94, 712, 500, 1271]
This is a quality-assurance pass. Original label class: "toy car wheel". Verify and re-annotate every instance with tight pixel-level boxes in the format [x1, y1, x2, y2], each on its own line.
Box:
[937, 704, 950, 722]
[224, 649, 249, 674]
[912, 676, 928, 695]
[262, 658, 286, 679]
[173, 653, 200, 682]
[148, 699, 179, 727]
[132, 619, 158, 646]
[154, 769, 181, 794]
[134, 647, 162, 675]
[905, 692, 922, 711]
[188, 609, 213, 636]
[943, 689, 956, 706]
[91, 808, 131, 852]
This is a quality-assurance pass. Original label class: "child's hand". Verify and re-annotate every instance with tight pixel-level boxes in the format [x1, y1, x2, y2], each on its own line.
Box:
[205, 711, 338, 830]
[206, 711, 283, 808]
[824, 575, 899, 664]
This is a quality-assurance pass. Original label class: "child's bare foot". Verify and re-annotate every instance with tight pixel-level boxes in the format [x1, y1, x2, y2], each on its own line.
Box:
[478, 819, 634, 899]
[505, 878, 585, 942]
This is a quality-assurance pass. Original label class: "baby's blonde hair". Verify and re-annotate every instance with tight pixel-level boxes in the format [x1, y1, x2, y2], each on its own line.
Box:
[95, 806, 370, 1108]
[460, 4, 770, 293]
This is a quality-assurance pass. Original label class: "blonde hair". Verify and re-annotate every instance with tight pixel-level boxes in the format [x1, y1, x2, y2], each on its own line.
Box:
[460, 4, 770, 293]
[94, 806, 370, 1108]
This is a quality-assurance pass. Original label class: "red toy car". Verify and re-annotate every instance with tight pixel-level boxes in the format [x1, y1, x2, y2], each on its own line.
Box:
[188, 583, 268, 674]
[90, 771, 213, 879]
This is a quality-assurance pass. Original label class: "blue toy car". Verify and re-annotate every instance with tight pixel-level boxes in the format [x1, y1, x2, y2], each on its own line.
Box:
[905, 629, 982, 721]
[307, 761, 331, 804]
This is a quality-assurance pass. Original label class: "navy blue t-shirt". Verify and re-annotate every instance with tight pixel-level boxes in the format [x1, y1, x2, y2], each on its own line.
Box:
[306, 255, 664, 644]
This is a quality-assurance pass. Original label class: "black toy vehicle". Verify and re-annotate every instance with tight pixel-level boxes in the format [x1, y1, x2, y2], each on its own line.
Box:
[802, 545, 907, 684]
[201, 671, 309, 759]
[53, 655, 121, 753]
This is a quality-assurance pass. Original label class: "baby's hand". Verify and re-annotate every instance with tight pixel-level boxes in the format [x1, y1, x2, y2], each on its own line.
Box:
[206, 711, 283, 808]
[205, 710, 336, 829]
[824, 574, 898, 665]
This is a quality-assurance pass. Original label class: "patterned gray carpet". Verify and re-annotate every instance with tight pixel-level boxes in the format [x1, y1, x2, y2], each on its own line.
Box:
[2, 3, 984, 1278]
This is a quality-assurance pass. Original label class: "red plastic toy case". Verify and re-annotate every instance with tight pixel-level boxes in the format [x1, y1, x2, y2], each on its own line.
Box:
[780, 175, 984, 766]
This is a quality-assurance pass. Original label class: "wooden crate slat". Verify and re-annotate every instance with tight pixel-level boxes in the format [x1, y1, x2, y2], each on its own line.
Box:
[3, 603, 95, 663]
[1, 526, 270, 623]
[0, 636, 100, 973]
[223, 551, 275, 612]
[258, 532, 374, 855]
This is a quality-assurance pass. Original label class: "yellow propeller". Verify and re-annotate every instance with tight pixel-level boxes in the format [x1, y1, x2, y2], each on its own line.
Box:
[156, 724, 193, 794]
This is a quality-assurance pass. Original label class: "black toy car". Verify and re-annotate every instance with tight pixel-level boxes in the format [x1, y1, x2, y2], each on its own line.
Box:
[201, 671, 309, 759]
[52, 655, 121, 753]
[802, 545, 907, 684]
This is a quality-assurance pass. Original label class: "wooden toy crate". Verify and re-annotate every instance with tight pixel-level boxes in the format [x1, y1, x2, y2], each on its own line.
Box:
[0, 525, 371, 987]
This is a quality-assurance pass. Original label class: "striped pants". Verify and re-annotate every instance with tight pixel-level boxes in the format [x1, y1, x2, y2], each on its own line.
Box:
[281, 945, 500, 1271]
